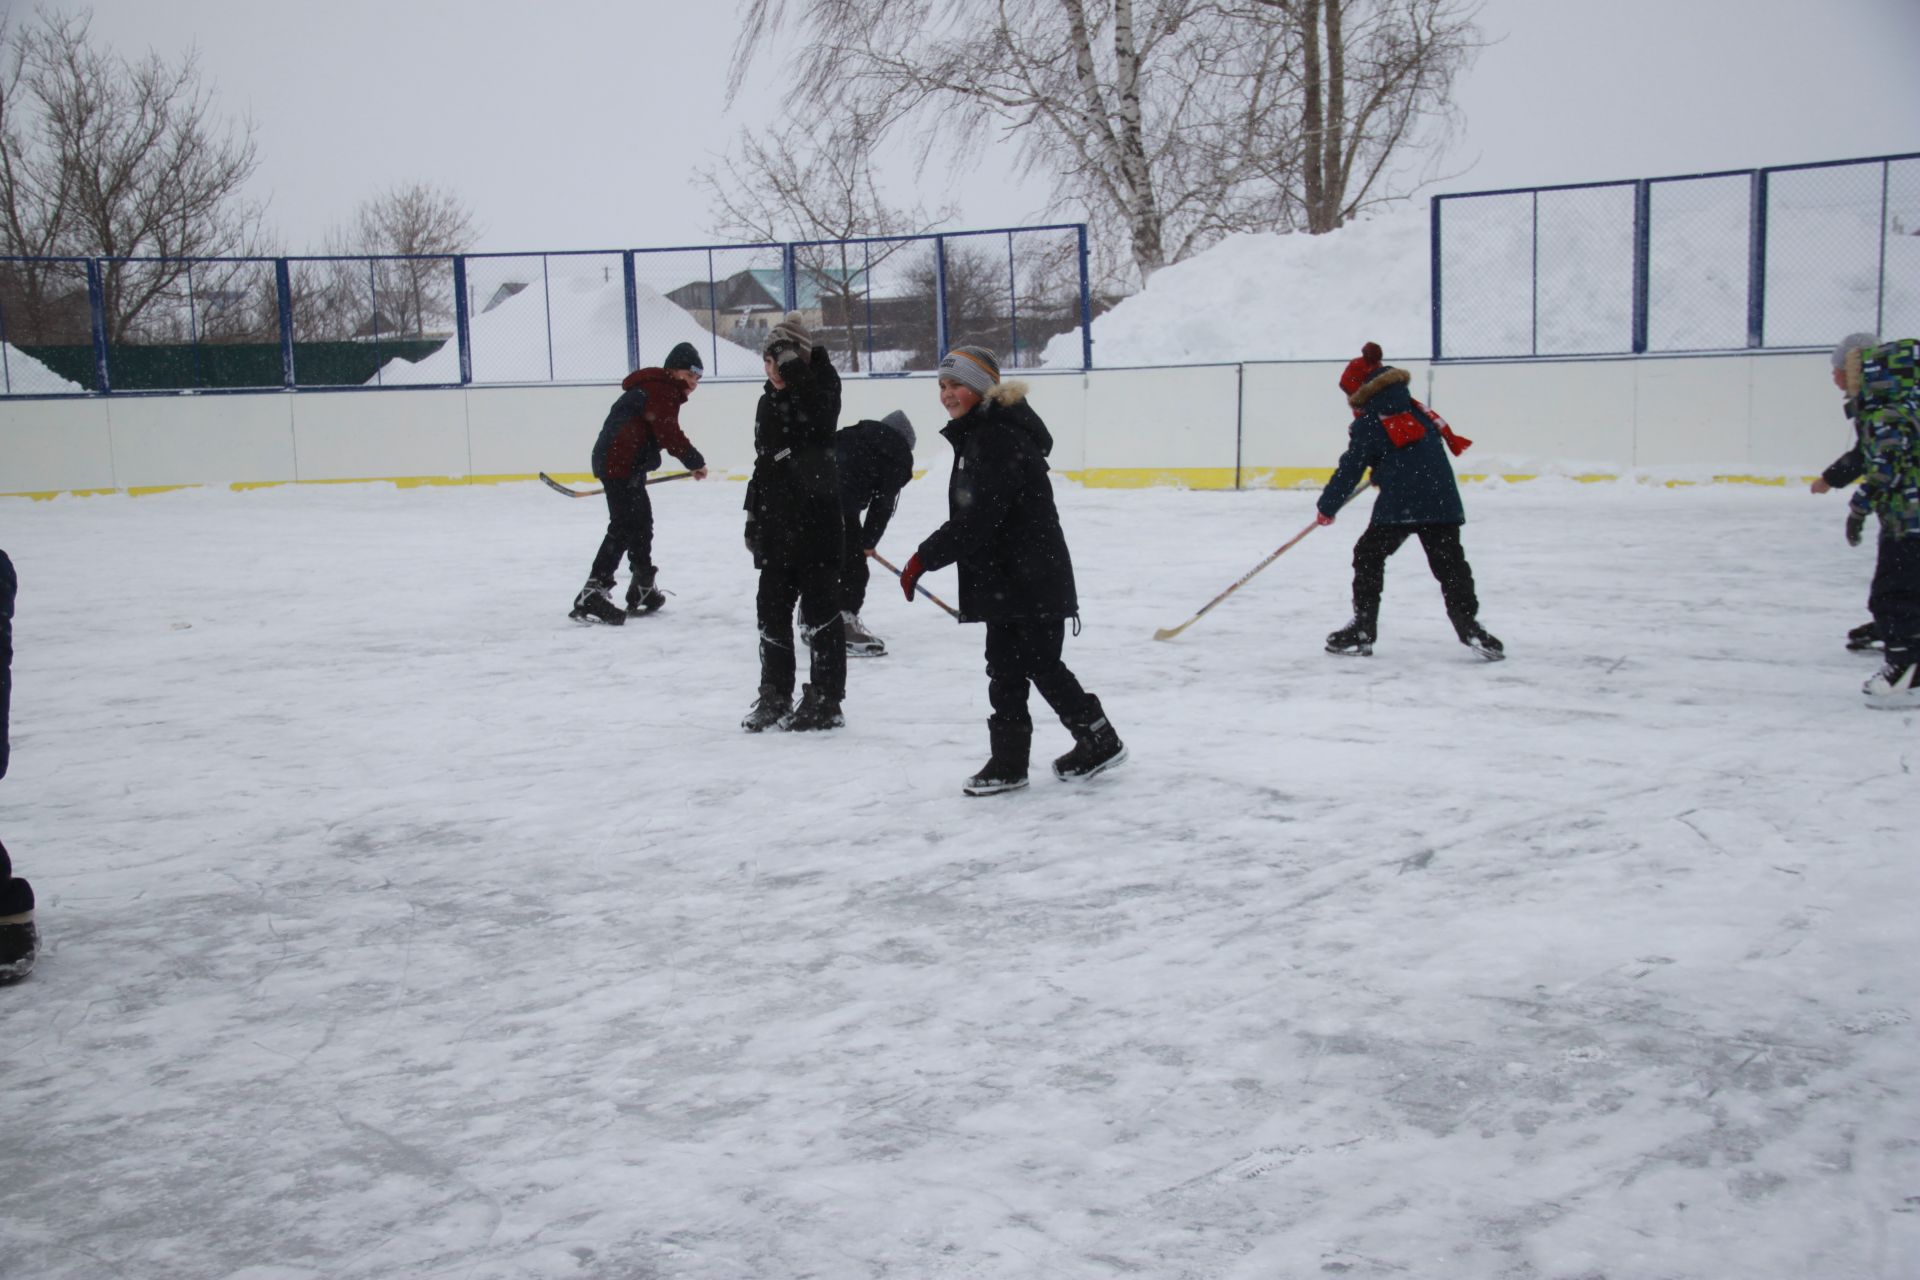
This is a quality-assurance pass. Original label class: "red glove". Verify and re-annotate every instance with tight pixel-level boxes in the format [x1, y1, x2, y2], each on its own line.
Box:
[1315, 513, 1335, 527]
[900, 553, 926, 602]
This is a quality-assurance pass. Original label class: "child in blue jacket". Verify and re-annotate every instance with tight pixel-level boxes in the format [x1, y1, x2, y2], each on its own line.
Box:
[1315, 343, 1503, 661]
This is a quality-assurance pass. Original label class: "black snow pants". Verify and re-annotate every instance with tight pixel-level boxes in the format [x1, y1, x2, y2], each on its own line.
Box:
[983, 619, 1098, 732]
[756, 519, 847, 702]
[1351, 521, 1480, 631]
[1869, 534, 1920, 666]
[587, 479, 655, 589]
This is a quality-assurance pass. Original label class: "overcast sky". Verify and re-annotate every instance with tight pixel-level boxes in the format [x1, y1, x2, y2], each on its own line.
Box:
[47, 0, 1920, 256]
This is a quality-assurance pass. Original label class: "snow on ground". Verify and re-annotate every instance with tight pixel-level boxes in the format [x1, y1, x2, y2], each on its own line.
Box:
[1042, 210, 1435, 368]
[0, 476, 1916, 1279]
[1, 342, 84, 395]
[373, 272, 761, 386]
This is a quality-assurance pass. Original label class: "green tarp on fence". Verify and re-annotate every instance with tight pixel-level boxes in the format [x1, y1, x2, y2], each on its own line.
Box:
[18, 339, 449, 392]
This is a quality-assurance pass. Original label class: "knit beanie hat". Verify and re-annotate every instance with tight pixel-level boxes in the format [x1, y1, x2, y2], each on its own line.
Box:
[663, 341, 704, 373]
[881, 409, 915, 450]
[936, 346, 1000, 398]
[1339, 342, 1384, 398]
[1832, 332, 1879, 370]
[764, 311, 813, 364]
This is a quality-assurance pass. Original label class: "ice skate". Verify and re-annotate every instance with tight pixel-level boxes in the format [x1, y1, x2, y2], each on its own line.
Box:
[1846, 622, 1881, 653]
[1325, 619, 1374, 657]
[842, 612, 887, 657]
[569, 582, 625, 625]
[741, 688, 792, 733]
[625, 570, 667, 616]
[1863, 659, 1918, 710]
[782, 684, 844, 732]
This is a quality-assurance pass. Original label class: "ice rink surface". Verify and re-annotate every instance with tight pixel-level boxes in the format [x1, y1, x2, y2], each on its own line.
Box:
[1, 474, 1914, 1279]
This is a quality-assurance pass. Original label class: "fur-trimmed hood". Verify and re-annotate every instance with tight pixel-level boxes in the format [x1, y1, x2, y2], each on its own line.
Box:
[986, 378, 1030, 408]
[1348, 366, 1411, 409]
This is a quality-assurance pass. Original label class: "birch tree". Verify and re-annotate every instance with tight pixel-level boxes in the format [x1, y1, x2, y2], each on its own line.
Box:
[729, 0, 1479, 284]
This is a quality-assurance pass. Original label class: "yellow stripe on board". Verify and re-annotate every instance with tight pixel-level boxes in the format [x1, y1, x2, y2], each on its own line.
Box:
[1, 470, 1835, 500]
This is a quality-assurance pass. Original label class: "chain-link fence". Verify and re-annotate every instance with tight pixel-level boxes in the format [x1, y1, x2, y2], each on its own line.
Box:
[0, 225, 1092, 395]
[1433, 152, 1920, 359]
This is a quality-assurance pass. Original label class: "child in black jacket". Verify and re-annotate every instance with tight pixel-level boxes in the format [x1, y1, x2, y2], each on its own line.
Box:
[834, 411, 916, 657]
[900, 347, 1126, 795]
[740, 314, 847, 732]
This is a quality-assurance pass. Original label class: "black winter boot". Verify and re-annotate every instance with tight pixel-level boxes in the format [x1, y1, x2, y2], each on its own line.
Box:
[1325, 619, 1374, 656]
[783, 684, 845, 732]
[625, 568, 667, 616]
[740, 687, 792, 733]
[570, 581, 625, 625]
[964, 716, 1031, 796]
[1053, 697, 1127, 782]
[0, 911, 36, 983]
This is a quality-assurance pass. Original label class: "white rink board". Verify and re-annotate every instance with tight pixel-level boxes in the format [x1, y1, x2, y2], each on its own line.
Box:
[0, 351, 1854, 494]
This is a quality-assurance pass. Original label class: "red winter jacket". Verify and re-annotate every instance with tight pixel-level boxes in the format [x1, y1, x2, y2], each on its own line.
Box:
[591, 369, 705, 481]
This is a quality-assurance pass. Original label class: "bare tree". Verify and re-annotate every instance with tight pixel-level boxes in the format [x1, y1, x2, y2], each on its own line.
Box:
[730, 0, 1480, 285]
[325, 181, 477, 339]
[0, 9, 263, 343]
[1245, 0, 1479, 233]
[699, 113, 952, 371]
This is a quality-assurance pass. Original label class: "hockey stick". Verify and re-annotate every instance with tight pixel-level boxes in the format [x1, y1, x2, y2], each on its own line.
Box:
[538, 471, 694, 498]
[870, 550, 962, 620]
[1152, 485, 1370, 642]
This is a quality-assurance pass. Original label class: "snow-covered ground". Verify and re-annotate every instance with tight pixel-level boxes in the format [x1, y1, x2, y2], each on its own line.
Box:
[0, 342, 84, 395]
[1, 476, 1916, 1279]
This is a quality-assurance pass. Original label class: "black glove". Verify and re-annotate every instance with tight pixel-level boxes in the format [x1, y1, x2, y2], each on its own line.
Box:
[744, 519, 760, 559]
[1845, 510, 1866, 547]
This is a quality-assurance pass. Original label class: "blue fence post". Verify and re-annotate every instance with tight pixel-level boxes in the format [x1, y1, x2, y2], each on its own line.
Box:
[1077, 224, 1093, 370]
[1875, 159, 1890, 338]
[85, 259, 110, 393]
[452, 255, 473, 385]
[622, 251, 640, 373]
[1429, 198, 1443, 360]
[934, 235, 949, 360]
[706, 248, 720, 374]
[1529, 192, 1540, 357]
[1631, 180, 1651, 354]
[274, 258, 295, 388]
[781, 243, 797, 313]
[1005, 231, 1019, 366]
[1746, 168, 1768, 349]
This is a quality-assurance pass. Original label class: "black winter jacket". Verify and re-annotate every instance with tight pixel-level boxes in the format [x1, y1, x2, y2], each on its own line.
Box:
[916, 382, 1078, 623]
[0, 548, 12, 780]
[745, 347, 843, 564]
[1317, 367, 1466, 526]
[835, 419, 915, 550]
[1821, 397, 1866, 489]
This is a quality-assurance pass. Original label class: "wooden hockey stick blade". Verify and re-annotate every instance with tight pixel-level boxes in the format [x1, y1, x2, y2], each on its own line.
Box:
[870, 550, 962, 620]
[539, 472, 599, 498]
[1151, 519, 1319, 641]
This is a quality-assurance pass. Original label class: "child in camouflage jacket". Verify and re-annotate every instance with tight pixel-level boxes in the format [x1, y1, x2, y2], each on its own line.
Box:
[1841, 336, 1920, 707]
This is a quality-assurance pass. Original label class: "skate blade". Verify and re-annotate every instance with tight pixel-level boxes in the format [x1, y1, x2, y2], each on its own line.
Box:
[964, 777, 1030, 796]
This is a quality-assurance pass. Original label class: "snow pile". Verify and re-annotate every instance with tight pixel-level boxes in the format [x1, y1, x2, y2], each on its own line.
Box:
[1, 342, 86, 394]
[1042, 209, 1434, 367]
[372, 268, 761, 386]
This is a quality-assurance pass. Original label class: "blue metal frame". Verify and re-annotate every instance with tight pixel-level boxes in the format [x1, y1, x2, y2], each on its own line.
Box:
[0, 224, 1094, 397]
[1433, 151, 1918, 361]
